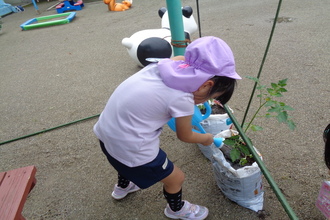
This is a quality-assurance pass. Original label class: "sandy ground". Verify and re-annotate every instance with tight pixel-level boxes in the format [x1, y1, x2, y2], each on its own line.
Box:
[1, 0, 329, 219]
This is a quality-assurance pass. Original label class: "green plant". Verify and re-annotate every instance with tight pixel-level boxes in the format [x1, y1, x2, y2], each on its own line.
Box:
[224, 77, 296, 166]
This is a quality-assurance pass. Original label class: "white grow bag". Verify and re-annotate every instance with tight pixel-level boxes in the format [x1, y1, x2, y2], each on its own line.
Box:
[212, 148, 264, 212]
[199, 106, 233, 136]
[207, 129, 264, 212]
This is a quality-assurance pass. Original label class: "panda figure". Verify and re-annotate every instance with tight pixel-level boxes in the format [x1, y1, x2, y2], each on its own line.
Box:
[121, 6, 198, 67]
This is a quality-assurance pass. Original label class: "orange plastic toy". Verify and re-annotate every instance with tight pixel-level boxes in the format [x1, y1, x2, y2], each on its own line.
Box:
[104, 0, 132, 11]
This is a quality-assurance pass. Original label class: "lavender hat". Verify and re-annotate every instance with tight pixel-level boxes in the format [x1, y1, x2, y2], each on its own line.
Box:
[158, 36, 241, 92]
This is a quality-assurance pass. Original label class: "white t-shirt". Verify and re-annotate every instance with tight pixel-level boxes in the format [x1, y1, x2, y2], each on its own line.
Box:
[93, 64, 195, 167]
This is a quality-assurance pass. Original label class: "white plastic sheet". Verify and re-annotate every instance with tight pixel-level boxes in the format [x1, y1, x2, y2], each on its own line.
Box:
[212, 148, 264, 212]
[198, 129, 264, 212]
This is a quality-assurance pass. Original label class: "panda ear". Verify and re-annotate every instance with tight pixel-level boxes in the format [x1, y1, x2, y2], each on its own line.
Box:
[182, 6, 193, 18]
[158, 7, 167, 18]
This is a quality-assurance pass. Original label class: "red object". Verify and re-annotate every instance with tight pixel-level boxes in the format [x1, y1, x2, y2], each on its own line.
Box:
[56, 3, 64, 9]
[74, 1, 83, 6]
[0, 166, 37, 220]
[316, 181, 330, 219]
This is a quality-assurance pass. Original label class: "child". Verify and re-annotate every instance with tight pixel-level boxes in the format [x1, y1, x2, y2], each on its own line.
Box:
[94, 36, 241, 219]
[324, 124, 330, 173]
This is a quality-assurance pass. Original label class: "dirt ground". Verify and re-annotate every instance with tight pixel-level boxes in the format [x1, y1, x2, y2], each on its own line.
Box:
[1, 0, 329, 219]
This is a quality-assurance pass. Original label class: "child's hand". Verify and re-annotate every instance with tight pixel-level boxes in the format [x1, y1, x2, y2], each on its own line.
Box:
[199, 133, 214, 146]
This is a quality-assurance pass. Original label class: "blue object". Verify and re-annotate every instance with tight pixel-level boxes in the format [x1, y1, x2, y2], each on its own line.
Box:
[15, 5, 24, 11]
[0, 0, 18, 16]
[56, 0, 84, 14]
[30, 0, 38, 12]
[167, 102, 224, 148]
[20, 12, 76, 31]
[226, 117, 232, 126]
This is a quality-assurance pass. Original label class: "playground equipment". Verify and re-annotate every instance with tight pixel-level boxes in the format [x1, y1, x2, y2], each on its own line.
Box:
[167, 102, 224, 148]
[104, 0, 132, 12]
[0, 166, 37, 220]
[56, 0, 84, 13]
[122, 6, 198, 67]
[0, 0, 21, 17]
[20, 12, 76, 31]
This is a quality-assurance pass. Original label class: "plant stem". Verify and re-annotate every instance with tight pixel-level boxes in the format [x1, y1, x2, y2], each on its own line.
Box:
[244, 101, 267, 133]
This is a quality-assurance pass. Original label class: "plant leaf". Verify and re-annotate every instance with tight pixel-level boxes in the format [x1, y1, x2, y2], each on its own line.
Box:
[268, 106, 281, 113]
[287, 120, 296, 131]
[239, 158, 248, 166]
[223, 135, 240, 146]
[239, 145, 251, 156]
[278, 88, 287, 93]
[278, 78, 288, 86]
[277, 111, 288, 123]
[283, 105, 294, 111]
[246, 76, 259, 82]
[250, 124, 263, 131]
[271, 83, 277, 89]
[230, 148, 241, 162]
[223, 139, 236, 146]
[265, 100, 277, 106]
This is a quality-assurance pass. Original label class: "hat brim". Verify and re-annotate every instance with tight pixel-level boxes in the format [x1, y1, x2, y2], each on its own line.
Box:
[158, 59, 241, 93]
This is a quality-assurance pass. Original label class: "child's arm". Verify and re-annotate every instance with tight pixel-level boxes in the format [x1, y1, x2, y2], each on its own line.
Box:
[175, 115, 214, 146]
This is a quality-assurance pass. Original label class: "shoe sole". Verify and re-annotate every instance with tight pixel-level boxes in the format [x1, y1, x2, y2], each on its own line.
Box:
[164, 208, 209, 220]
[111, 187, 140, 200]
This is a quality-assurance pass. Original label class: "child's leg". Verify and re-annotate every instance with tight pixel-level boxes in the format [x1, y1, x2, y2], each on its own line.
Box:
[161, 165, 184, 193]
[112, 173, 140, 200]
[117, 173, 130, 188]
[99, 140, 140, 199]
[161, 165, 185, 211]
[161, 165, 209, 219]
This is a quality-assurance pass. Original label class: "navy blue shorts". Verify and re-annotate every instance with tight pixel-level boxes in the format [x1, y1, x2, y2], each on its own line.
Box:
[99, 141, 174, 189]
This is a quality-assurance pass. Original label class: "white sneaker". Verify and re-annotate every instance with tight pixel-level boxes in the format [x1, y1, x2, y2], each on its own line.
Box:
[111, 182, 140, 200]
[164, 200, 209, 220]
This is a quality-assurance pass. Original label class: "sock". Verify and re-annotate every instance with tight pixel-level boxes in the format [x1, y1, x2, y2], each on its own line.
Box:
[117, 174, 130, 188]
[163, 188, 184, 212]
